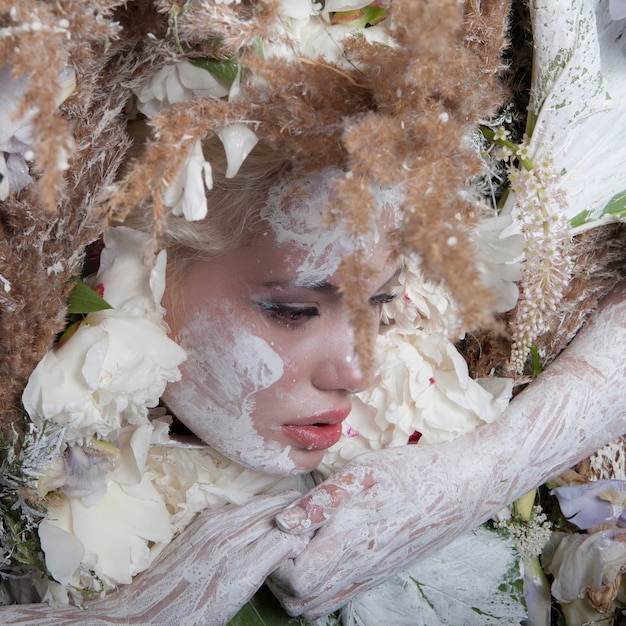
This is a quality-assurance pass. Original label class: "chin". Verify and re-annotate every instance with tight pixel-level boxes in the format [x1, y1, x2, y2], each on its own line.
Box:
[286, 448, 325, 475]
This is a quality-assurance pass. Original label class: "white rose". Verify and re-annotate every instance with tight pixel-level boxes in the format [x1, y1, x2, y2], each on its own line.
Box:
[22, 227, 186, 444]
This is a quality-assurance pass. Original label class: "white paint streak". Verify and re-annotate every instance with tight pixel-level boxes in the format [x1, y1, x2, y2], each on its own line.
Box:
[163, 309, 296, 474]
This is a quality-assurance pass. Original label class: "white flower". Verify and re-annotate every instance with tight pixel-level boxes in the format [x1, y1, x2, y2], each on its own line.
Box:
[145, 443, 300, 535]
[380, 255, 457, 335]
[133, 60, 229, 117]
[474, 213, 524, 313]
[22, 227, 186, 445]
[320, 325, 513, 473]
[542, 529, 626, 604]
[40, 474, 172, 587]
[133, 60, 262, 218]
[502, 0, 626, 233]
[268, 1, 394, 68]
[163, 138, 213, 221]
[0, 66, 76, 200]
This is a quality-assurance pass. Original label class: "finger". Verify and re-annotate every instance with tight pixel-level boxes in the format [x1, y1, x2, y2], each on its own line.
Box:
[205, 529, 310, 623]
[275, 466, 374, 534]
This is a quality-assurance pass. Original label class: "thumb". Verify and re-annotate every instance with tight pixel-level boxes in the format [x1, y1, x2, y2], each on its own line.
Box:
[276, 467, 374, 534]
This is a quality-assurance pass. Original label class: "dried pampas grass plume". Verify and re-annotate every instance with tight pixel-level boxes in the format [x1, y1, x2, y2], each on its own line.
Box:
[0, 0, 513, 432]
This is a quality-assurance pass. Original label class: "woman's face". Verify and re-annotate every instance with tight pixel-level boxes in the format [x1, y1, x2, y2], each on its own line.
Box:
[162, 172, 399, 475]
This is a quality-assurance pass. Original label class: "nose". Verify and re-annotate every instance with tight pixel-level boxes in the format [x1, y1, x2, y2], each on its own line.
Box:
[311, 315, 375, 395]
[312, 351, 366, 394]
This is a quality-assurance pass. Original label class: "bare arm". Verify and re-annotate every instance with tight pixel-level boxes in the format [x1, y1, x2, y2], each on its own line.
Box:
[270, 282, 626, 618]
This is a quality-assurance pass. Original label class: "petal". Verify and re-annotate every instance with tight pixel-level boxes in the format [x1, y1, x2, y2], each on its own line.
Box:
[39, 518, 85, 587]
[0, 155, 9, 200]
[217, 123, 259, 178]
[551, 480, 626, 529]
[610, 0, 626, 20]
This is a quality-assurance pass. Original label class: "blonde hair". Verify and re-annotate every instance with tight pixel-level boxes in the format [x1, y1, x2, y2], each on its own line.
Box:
[124, 136, 296, 284]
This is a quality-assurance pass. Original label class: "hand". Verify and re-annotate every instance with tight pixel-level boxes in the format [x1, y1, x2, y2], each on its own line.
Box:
[270, 445, 488, 618]
[3, 492, 308, 626]
[271, 282, 626, 619]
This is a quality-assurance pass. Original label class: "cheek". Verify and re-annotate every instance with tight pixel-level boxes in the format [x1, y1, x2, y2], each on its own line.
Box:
[162, 308, 298, 474]
[174, 309, 284, 412]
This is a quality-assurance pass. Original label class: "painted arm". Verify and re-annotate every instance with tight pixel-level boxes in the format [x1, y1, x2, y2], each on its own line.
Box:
[1, 492, 307, 625]
[270, 281, 626, 618]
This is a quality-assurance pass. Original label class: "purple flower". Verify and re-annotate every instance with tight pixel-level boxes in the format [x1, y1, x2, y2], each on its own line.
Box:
[551, 480, 626, 529]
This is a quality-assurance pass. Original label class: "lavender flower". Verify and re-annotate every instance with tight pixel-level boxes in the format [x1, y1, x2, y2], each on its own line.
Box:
[552, 480, 626, 529]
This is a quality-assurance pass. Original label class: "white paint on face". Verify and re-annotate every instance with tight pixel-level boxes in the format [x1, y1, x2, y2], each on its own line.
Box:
[261, 168, 402, 283]
[262, 169, 353, 281]
[163, 306, 297, 474]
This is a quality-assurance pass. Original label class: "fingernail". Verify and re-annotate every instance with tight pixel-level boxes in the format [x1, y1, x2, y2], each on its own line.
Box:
[276, 505, 309, 532]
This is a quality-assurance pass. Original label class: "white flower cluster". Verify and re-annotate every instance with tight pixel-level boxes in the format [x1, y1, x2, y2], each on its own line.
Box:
[494, 505, 552, 562]
[506, 153, 573, 373]
[22, 228, 188, 592]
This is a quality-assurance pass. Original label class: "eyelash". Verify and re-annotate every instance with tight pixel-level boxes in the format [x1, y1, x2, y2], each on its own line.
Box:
[259, 303, 320, 328]
[258, 293, 397, 330]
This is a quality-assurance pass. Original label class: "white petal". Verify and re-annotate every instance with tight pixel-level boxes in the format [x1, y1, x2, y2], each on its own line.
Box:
[217, 123, 259, 178]
[181, 151, 209, 221]
[280, 0, 317, 19]
[177, 60, 229, 98]
[610, 0, 626, 19]
[39, 519, 85, 586]
[0, 155, 10, 202]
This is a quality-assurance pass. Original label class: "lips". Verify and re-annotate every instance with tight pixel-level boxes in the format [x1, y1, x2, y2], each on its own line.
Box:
[283, 408, 351, 451]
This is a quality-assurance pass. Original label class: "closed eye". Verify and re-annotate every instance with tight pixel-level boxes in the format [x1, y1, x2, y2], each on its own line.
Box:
[258, 303, 320, 329]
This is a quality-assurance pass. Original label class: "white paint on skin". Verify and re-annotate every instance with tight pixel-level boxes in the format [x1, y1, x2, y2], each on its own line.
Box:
[262, 169, 354, 281]
[163, 308, 297, 474]
[262, 168, 402, 282]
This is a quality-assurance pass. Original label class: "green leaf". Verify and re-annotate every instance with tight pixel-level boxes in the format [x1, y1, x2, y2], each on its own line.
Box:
[228, 585, 292, 625]
[569, 189, 626, 229]
[602, 189, 626, 217]
[67, 278, 113, 315]
[331, 5, 388, 27]
[530, 345, 542, 379]
[190, 57, 239, 84]
[228, 585, 319, 626]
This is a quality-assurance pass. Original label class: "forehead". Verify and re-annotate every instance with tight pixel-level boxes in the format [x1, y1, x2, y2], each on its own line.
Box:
[258, 168, 399, 282]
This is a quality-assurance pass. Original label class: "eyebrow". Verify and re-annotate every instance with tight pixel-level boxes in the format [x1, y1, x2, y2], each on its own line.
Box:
[261, 279, 339, 293]
[262, 265, 402, 294]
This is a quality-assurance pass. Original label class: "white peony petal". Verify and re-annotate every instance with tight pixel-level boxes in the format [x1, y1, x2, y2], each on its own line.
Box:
[69, 479, 172, 585]
[81, 334, 109, 390]
[217, 123, 259, 178]
[39, 519, 85, 587]
[95, 227, 159, 310]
